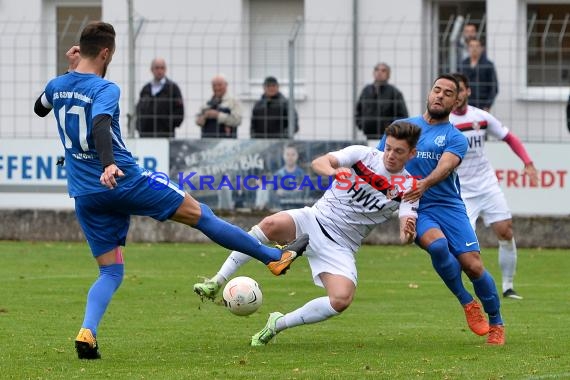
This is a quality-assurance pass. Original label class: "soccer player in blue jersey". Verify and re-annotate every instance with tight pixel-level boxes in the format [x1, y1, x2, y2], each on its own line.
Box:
[377, 74, 505, 345]
[33, 22, 308, 360]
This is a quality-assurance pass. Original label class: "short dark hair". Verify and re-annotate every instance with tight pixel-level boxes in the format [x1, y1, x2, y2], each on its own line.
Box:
[79, 21, 116, 59]
[465, 23, 478, 31]
[468, 37, 485, 47]
[433, 73, 460, 95]
[384, 121, 421, 149]
[451, 72, 470, 89]
[263, 76, 279, 86]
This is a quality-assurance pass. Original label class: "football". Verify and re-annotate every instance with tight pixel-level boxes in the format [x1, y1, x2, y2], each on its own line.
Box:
[222, 276, 263, 316]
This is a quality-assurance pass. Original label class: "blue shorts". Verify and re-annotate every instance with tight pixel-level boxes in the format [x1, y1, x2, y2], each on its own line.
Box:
[74, 173, 185, 256]
[416, 203, 480, 255]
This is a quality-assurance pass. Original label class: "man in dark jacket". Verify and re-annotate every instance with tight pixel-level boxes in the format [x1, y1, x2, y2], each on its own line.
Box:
[459, 38, 498, 111]
[251, 76, 298, 139]
[355, 63, 409, 139]
[136, 58, 184, 137]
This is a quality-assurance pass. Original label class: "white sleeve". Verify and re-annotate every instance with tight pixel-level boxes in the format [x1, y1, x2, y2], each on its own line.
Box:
[41, 93, 53, 109]
[398, 200, 418, 219]
[484, 111, 508, 140]
[329, 145, 372, 168]
[398, 174, 418, 218]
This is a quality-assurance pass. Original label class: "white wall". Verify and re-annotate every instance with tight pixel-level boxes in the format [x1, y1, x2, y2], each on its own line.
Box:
[1, 0, 569, 142]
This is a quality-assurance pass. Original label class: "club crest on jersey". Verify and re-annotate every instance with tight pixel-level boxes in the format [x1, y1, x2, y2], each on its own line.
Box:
[434, 135, 446, 147]
[386, 186, 400, 200]
[472, 121, 480, 130]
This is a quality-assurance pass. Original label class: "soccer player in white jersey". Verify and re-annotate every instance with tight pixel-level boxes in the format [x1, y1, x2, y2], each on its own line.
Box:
[193, 122, 421, 346]
[450, 73, 539, 300]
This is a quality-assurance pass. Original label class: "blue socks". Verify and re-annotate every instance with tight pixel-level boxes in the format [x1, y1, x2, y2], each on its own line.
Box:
[82, 263, 124, 336]
[471, 271, 503, 325]
[426, 238, 473, 305]
[194, 203, 281, 264]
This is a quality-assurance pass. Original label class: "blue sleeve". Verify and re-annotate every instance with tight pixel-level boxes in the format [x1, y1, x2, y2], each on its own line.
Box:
[376, 135, 387, 151]
[92, 83, 120, 118]
[445, 130, 468, 160]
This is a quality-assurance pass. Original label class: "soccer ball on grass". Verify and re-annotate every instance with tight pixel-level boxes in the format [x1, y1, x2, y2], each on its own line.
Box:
[222, 276, 263, 316]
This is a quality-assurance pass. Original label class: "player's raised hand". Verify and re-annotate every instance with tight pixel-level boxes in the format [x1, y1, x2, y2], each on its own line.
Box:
[66, 46, 81, 72]
[402, 178, 428, 203]
[400, 217, 417, 244]
[100, 164, 125, 189]
[524, 163, 539, 186]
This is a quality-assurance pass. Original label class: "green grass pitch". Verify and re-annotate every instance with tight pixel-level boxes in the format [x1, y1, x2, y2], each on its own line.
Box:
[0, 241, 568, 379]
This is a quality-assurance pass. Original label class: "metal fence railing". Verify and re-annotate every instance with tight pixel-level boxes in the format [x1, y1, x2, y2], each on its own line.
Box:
[2, 17, 569, 143]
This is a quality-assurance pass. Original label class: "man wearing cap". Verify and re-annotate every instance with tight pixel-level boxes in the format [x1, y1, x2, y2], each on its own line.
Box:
[251, 76, 299, 139]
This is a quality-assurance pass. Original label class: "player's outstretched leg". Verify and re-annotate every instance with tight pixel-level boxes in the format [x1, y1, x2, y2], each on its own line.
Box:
[251, 296, 340, 346]
[267, 233, 309, 275]
[251, 312, 284, 346]
[194, 226, 267, 301]
[188, 202, 308, 275]
[193, 279, 221, 301]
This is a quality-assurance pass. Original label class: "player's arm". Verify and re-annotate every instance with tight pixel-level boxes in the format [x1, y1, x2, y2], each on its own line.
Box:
[93, 114, 124, 189]
[312, 152, 352, 179]
[311, 153, 339, 176]
[402, 152, 460, 203]
[502, 132, 538, 185]
[34, 93, 52, 117]
[399, 216, 416, 244]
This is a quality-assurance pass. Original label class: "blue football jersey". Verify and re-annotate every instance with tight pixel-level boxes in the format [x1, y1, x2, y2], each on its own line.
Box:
[377, 115, 468, 209]
[43, 72, 142, 197]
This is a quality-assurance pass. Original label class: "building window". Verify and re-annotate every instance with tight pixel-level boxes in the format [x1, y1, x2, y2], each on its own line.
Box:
[527, 3, 570, 86]
[57, 6, 101, 74]
[249, 0, 304, 82]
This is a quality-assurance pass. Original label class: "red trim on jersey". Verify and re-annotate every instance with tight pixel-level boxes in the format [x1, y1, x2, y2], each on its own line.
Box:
[352, 161, 404, 201]
[454, 120, 488, 131]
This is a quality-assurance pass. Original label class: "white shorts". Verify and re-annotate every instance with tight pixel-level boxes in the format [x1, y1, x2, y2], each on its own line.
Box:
[463, 185, 512, 229]
[285, 207, 357, 287]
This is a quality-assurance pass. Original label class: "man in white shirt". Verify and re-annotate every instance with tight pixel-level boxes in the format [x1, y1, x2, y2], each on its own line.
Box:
[450, 73, 539, 300]
[194, 122, 421, 346]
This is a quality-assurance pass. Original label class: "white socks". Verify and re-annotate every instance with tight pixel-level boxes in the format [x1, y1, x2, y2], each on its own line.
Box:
[215, 225, 269, 284]
[277, 296, 339, 332]
[498, 238, 517, 292]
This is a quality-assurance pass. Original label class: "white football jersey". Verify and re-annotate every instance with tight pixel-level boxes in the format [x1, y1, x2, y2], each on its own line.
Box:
[313, 145, 418, 252]
[450, 106, 509, 198]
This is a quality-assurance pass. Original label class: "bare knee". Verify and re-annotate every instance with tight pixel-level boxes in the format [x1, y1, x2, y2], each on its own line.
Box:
[257, 212, 296, 243]
[329, 292, 354, 313]
[492, 219, 513, 241]
[170, 194, 202, 226]
[459, 253, 485, 279]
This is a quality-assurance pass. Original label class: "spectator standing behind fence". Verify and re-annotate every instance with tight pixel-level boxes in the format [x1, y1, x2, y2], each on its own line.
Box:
[459, 38, 498, 111]
[251, 76, 299, 139]
[457, 23, 479, 67]
[355, 63, 409, 140]
[196, 74, 242, 138]
[136, 58, 184, 137]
